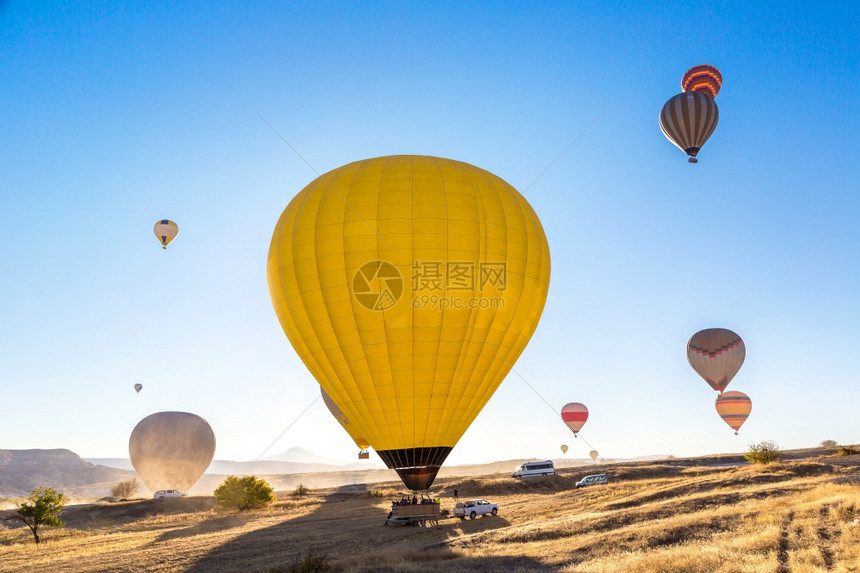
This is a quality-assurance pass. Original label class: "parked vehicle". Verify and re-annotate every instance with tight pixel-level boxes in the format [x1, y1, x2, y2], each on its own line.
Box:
[511, 460, 556, 478]
[453, 499, 498, 520]
[153, 489, 187, 498]
[575, 474, 608, 488]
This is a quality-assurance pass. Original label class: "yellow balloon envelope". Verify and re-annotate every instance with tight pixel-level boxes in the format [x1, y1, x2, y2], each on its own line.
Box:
[321, 386, 371, 451]
[154, 219, 179, 249]
[560, 444, 568, 454]
[129, 411, 215, 492]
[589, 450, 598, 462]
[268, 155, 551, 489]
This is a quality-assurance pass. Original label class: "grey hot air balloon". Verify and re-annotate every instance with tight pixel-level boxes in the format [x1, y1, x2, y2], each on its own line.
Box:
[129, 411, 215, 493]
[134, 383, 143, 393]
[686, 328, 746, 393]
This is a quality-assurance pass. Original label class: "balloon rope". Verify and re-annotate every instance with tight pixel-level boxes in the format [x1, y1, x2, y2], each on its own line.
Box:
[253, 395, 321, 461]
[510, 367, 605, 462]
[254, 109, 392, 248]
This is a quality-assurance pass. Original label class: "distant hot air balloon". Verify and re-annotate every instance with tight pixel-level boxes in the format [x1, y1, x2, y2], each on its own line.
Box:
[321, 387, 371, 459]
[659, 91, 719, 163]
[715, 391, 752, 435]
[687, 328, 746, 393]
[561, 403, 589, 436]
[589, 450, 599, 462]
[129, 411, 215, 492]
[153, 220, 179, 249]
[560, 444, 569, 454]
[134, 383, 143, 393]
[268, 155, 551, 490]
[681, 64, 723, 98]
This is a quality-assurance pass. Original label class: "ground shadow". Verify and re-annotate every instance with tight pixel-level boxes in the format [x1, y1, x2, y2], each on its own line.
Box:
[184, 484, 527, 572]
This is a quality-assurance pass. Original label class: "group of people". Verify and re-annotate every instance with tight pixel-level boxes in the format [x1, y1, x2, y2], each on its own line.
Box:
[392, 494, 439, 507]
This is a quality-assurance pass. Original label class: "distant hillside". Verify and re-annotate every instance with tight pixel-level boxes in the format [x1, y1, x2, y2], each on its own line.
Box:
[0, 449, 135, 499]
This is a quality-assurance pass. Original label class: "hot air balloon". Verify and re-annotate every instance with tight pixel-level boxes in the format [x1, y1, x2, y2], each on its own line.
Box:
[129, 411, 215, 493]
[715, 391, 752, 435]
[589, 450, 599, 462]
[268, 155, 551, 490]
[560, 444, 569, 454]
[134, 383, 143, 393]
[561, 403, 588, 437]
[659, 91, 719, 163]
[321, 387, 371, 459]
[153, 219, 179, 249]
[681, 64, 722, 98]
[687, 328, 745, 393]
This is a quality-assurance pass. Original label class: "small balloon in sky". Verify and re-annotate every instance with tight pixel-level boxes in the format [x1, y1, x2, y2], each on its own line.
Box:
[715, 391, 752, 435]
[687, 328, 746, 393]
[660, 64, 721, 163]
[560, 444, 568, 454]
[561, 402, 589, 437]
[134, 383, 142, 393]
[153, 219, 178, 249]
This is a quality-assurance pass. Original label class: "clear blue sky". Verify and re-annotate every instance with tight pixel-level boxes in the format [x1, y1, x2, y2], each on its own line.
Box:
[2, 1, 858, 466]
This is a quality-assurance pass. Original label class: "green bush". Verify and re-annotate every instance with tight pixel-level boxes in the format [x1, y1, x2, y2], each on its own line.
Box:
[837, 446, 858, 456]
[111, 479, 140, 499]
[16, 487, 67, 544]
[292, 483, 309, 497]
[744, 440, 781, 464]
[214, 476, 275, 510]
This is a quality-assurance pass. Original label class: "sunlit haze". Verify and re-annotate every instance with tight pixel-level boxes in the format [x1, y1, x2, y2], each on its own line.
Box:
[1, 2, 857, 468]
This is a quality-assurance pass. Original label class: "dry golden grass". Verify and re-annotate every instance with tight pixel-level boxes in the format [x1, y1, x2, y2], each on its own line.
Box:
[2, 449, 860, 572]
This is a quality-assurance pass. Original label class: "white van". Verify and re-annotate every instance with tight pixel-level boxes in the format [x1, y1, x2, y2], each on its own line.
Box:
[511, 460, 556, 478]
[575, 474, 608, 488]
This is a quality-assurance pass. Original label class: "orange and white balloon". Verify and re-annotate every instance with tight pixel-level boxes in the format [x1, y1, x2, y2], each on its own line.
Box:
[715, 391, 752, 435]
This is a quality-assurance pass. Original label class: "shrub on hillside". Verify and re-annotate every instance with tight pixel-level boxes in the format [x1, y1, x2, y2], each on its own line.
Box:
[744, 440, 781, 464]
[837, 446, 858, 456]
[820, 439, 838, 447]
[292, 483, 309, 497]
[111, 479, 140, 499]
[214, 476, 274, 510]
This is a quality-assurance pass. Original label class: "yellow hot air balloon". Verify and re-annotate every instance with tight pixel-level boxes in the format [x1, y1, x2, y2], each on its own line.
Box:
[268, 155, 551, 490]
[153, 219, 179, 249]
[714, 391, 752, 435]
[687, 328, 746, 393]
[560, 444, 569, 454]
[321, 387, 371, 458]
[129, 411, 215, 492]
[589, 450, 598, 462]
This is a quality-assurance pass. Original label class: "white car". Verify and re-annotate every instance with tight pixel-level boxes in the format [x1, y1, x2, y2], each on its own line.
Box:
[453, 499, 499, 520]
[153, 489, 187, 499]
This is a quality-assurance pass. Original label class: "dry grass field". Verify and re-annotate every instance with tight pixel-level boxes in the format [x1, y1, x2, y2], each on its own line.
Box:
[2, 448, 860, 572]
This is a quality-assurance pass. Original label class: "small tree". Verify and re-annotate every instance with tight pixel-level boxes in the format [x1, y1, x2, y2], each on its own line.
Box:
[16, 487, 67, 544]
[111, 479, 140, 499]
[744, 440, 781, 464]
[214, 476, 275, 510]
[292, 483, 309, 497]
[820, 439, 838, 448]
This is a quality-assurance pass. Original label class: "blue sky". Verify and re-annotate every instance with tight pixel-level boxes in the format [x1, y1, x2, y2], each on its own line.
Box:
[1, 1, 858, 466]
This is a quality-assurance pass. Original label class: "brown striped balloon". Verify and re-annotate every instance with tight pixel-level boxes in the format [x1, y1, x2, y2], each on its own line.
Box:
[715, 391, 752, 434]
[659, 92, 719, 163]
